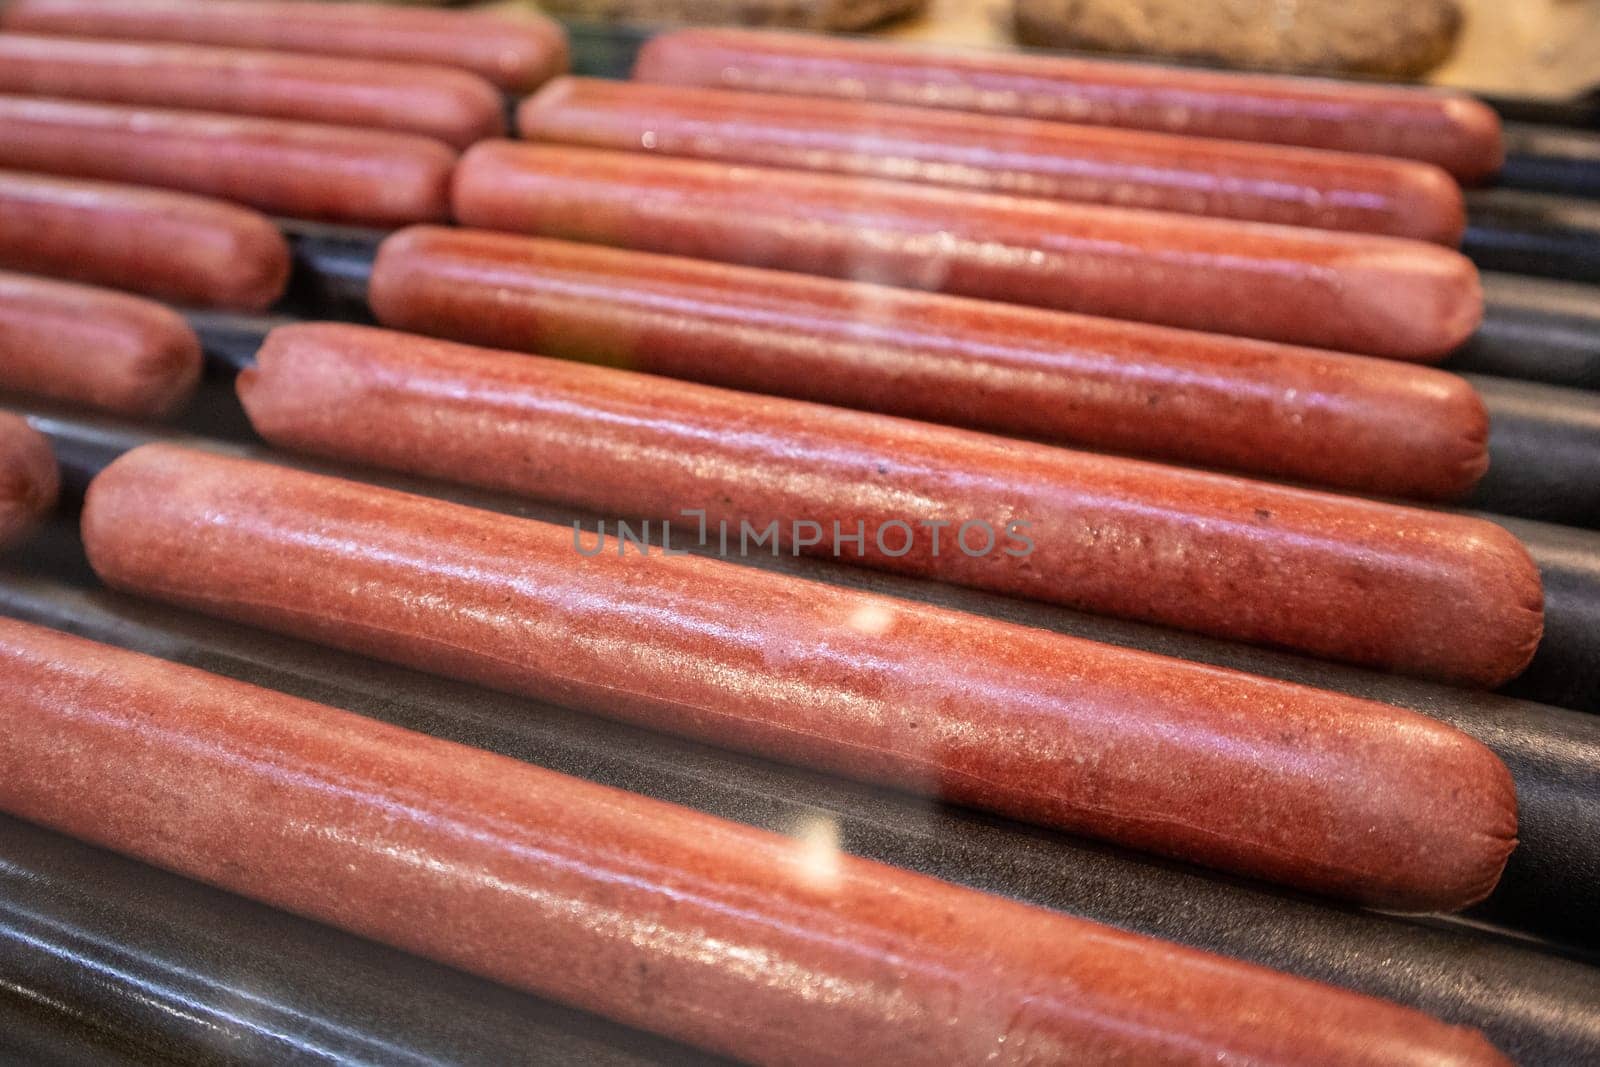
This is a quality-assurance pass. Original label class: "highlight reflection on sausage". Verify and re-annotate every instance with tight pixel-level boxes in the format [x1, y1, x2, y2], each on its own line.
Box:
[0, 617, 1514, 1066]
[0, 170, 290, 310]
[0, 413, 57, 549]
[519, 77, 1465, 243]
[85, 443, 1521, 910]
[451, 143, 1482, 360]
[632, 28, 1505, 183]
[238, 324, 1539, 686]
[1, 0, 568, 93]
[0, 34, 505, 149]
[371, 225, 1490, 500]
[0, 95, 456, 227]
[0, 272, 201, 418]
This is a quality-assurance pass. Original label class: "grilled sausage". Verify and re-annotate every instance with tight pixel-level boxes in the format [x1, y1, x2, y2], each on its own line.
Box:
[0, 96, 455, 226]
[450, 142, 1482, 360]
[237, 323, 1537, 685]
[519, 77, 1465, 243]
[82, 443, 1520, 911]
[370, 225, 1489, 500]
[0, 170, 289, 310]
[0, 616, 1513, 1065]
[0, 413, 57, 549]
[0, 272, 201, 418]
[0, 34, 505, 149]
[1, 0, 568, 93]
[631, 28, 1505, 183]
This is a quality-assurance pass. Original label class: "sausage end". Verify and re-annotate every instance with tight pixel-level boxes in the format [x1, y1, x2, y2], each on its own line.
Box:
[0, 413, 59, 550]
[1441, 95, 1506, 185]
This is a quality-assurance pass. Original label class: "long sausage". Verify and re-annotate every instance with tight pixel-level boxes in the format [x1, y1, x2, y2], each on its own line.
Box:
[631, 28, 1505, 183]
[450, 142, 1482, 360]
[0, 170, 289, 311]
[0, 96, 456, 227]
[0, 617, 1513, 1066]
[1, 0, 568, 93]
[0, 413, 56, 549]
[0, 34, 505, 150]
[238, 323, 1538, 686]
[82, 443, 1520, 912]
[370, 225, 1489, 500]
[0, 272, 201, 418]
[519, 77, 1465, 243]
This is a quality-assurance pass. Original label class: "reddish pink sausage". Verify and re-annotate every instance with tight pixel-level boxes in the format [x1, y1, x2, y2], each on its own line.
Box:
[519, 77, 1464, 243]
[0, 617, 1514, 1066]
[0, 96, 456, 226]
[0, 171, 289, 310]
[0, 34, 505, 150]
[632, 28, 1505, 183]
[0, 413, 57, 548]
[451, 142, 1482, 360]
[371, 226, 1489, 500]
[241, 323, 1538, 687]
[0, 272, 201, 418]
[1, 0, 568, 93]
[84, 442, 1519, 912]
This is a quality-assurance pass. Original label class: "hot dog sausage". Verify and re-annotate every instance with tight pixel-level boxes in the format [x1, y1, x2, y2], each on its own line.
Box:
[0, 414, 56, 549]
[82, 443, 1519, 911]
[0, 617, 1513, 1066]
[0, 272, 201, 418]
[0, 96, 456, 227]
[451, 143, 1482, 360]
[238, 323, 1537, 686]
[0, 171, 289, 311]
[370, 226, 1489, 500]
[519, 77, 1465, 243]
[1, 0, 568, 93]
[631, 28, 1505, 183]
[0, 35, 505, 150]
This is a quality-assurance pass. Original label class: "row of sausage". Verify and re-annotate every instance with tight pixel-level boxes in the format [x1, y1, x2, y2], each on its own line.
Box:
[0, 408, 1525, 1064]
[0, 3, 1509, 355]
[0, 4, 1583, 1064]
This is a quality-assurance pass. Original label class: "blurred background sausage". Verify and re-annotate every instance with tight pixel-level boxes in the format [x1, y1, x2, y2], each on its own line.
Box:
[0, 170, 290, 310]
[0, 272, 201, 418]
[0, 35, 505, 149]
[0, 0, 569, 92]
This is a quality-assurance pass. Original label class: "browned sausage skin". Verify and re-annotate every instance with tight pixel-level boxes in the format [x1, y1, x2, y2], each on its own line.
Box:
[371, 225, 1490, 500]
[0, 35, 505, 150]
[632, 28, 1505, 183]
[0, 171, 289, 311]
[0, 413, 58, 549]
[0, 96, 456, 227]
[450, 142, 1483, 360]
[0, 272, 201, 418]
[83, 441, 1519, 911]
[519, 77, 1466, 243]
[1, 0, 568, 93]
[238, 324, 1537, 686]
[0, 617, 1513, 1065]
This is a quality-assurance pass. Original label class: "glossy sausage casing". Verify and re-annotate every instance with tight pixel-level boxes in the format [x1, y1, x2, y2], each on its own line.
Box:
[240, 324, 1538, 686]
[0, 34, 505, 149]
[520, 77, 1465, 243]
[371, 226, 1490, 500]
[0, 170, 289, 310]
[0, 618, 1513, 1066]
[451, 142, 1482, 360]
[0, 272, 201, 418]
[632, 28, 1505, 182]
[0, 96, 456, 227]
[0, 413, 57, 549]
[1, 0, 568, 93]
[82, 443, 1520, 912]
